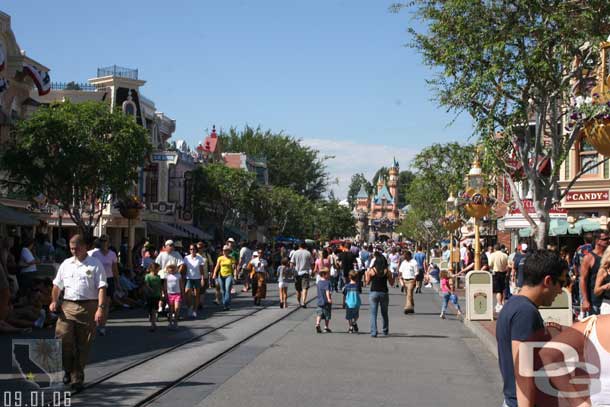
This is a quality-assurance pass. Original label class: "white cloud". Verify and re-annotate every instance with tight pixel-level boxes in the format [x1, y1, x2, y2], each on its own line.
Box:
[302, 138, 418, 200]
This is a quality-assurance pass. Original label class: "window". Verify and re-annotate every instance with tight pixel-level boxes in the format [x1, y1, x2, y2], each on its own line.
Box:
[578, 139, 599, 176]
[144, 164, 159, 203]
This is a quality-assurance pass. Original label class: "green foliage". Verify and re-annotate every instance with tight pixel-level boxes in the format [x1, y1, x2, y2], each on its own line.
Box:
[397, 143, 475, 242]
[314, 201, 357, 241]
[347, 173, 373, 209]
[2, 101, 151, 236]
[191, 163, 255, 241]
[371, 167, 388, 188]
[218, 125, 330, 200]
[397, 170, 415, 206]
[398, 0, 610, 247]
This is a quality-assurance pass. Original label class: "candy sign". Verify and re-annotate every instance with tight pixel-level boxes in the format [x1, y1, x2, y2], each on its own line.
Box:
[565, 190, 609, 202]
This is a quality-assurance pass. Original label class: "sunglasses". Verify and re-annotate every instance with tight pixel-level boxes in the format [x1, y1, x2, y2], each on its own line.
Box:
[599, 237, 610, 242]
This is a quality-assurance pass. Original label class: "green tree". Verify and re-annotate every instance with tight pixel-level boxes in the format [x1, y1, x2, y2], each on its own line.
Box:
[314, 201, 357, 241]
[191, 163, 255, 241]
[399, 0, 610, 248]
[395, 143, 475, 243]
[398, 170, 415, 206]
[371, 167, 388, 189]
[218, 125, 330, 200]
[2, 101, 151, 237]
[346, 173, 373, 209]
[249, 185, 315, 239]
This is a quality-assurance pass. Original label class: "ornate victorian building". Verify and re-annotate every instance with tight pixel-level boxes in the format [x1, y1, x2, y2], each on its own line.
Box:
[354, 161, 401, 242]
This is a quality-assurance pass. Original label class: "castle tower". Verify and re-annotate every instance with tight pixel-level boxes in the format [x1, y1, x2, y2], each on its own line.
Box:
[356, 185, 369, 210]
[388, 165, 399, 209]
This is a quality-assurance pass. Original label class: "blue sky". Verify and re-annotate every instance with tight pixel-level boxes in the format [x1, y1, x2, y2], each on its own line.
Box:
[3, 1, 473, 198]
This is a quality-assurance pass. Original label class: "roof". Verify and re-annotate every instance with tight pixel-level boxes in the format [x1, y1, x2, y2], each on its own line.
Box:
[356, 185, 368, 199]
[374, 185, 394, 205]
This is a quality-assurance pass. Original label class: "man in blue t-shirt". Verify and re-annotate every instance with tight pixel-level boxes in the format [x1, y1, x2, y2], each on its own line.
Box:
[413, 246, 427, 293]
[496, 250, 567, 407]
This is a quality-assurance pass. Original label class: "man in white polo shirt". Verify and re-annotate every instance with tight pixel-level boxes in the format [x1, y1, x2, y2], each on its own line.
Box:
[50, 235, 107, 390]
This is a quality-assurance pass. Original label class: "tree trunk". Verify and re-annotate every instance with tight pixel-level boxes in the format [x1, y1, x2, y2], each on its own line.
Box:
[534, 213, 549, 250]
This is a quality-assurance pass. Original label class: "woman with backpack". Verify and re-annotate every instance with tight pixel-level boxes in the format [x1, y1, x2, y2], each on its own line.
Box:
[364, 250, 395, 337]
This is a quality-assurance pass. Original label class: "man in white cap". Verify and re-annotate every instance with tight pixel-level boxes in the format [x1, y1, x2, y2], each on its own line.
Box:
[154, 240, 185, 313]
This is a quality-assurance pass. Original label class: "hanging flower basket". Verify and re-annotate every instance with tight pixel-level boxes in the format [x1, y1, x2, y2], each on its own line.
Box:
[582, 116, 610, 156]
[461, 193, 494, 219]
[440, 212, 461, 231]
[114, 196, 144, 219]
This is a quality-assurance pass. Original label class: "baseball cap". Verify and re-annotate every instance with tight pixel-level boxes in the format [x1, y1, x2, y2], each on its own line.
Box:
[227, 237, 235, 243]
[165, 240, 175, 247]
[521, 243, 528, 251]
[252, 252, 260, 257]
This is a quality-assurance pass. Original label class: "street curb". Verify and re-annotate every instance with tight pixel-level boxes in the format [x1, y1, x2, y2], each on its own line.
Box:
[431, 283, 498, 359]
[463, 318, 498, 359]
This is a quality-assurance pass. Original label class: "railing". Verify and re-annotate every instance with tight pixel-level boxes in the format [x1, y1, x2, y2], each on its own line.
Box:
[96, 65, 138, 80]
[51, 82, 98, 91]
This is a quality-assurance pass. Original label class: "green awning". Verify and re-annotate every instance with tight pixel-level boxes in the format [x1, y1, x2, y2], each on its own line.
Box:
[549, 219, 569, 237]
[0, 204, 38, 226]
[577, 218, 602, 233]
[519, 227, 533, 238]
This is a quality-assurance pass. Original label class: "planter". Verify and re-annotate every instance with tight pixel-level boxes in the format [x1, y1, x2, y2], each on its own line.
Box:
[583, 117, 610, 156]
[120, 208, 141, 219]
[464, 203, 492, 219]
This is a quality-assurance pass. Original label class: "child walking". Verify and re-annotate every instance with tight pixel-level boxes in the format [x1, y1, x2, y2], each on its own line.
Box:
[144, 263, 162, 332]
[277, 257, 292, 308]
[344, 270, 361, 333]
[440, 270, 462, 319]
[164, 264, 184, 329]
[315, 270, 332, 333]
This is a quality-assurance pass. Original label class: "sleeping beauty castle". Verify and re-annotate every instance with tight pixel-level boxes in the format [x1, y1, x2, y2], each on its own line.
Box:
[354, 159, 402, 243]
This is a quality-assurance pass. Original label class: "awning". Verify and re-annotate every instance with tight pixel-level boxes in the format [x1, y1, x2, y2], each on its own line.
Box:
[0, 204, 38, 226]
[519, 228, 533, 238]
[175, 223, 213, 240]
[146, 221, 189, 238]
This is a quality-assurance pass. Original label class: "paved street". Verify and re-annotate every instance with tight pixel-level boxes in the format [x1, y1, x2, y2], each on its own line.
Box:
[2, 283, 503, 407]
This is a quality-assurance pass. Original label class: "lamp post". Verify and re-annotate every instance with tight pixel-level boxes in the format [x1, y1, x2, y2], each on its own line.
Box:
[462, 152, 492, 271]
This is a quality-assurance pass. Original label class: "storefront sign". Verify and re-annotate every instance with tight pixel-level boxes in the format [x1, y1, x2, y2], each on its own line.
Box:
[152, 153, 178, 164]
[509, 199, 566, 215]
[565, 190, 609, 203]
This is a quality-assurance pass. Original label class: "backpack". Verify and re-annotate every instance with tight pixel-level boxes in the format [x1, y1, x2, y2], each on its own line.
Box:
[345, 287, 361, 308]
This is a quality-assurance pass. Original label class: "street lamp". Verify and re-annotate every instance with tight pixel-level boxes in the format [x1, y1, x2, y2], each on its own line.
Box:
[462, 151, 493, 270]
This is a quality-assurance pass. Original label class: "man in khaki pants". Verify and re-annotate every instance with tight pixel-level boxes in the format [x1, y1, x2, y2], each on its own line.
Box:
[50, 235, 107, 390]
[399, 251, 419, 314]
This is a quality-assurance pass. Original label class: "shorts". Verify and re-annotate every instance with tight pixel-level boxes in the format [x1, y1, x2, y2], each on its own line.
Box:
[415, 269, 425, 282]
[278, 281, 287, 289]
[186, 279, 202, 289]
[493, 272, 507, 293]
[146, 296, 161, 314]
[345, 307, 359, 321]
[106, 277, 116, 298]
[317, 304, 331, 320]
[295, 274, 310, 291]
[167, 293, 182, 307]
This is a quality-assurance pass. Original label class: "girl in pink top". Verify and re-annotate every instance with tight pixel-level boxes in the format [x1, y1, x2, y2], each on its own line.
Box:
[440, 270, 462, 319]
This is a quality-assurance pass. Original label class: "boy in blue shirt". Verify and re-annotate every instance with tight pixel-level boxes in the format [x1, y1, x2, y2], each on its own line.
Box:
[344, 270, 361, 333]
[315, 270, 332, 333]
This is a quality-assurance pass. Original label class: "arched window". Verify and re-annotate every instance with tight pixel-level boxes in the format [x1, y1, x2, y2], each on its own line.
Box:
[122, 89, 137, 119]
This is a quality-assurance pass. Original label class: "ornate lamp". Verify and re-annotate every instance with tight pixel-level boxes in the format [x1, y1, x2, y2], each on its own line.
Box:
[462, 151, 492, 270]
[441, 193, 462, 273]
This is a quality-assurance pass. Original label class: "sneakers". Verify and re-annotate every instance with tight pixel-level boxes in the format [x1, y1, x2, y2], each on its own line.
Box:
[315, 325, 322, 334]
[425, 283, 432, 288]
[324, 327, 332, 333]
[352, 323, 359, 333]
[348, 326, 354, 333]
[191, 311, 197, 318]
[440, 312, 446, 319]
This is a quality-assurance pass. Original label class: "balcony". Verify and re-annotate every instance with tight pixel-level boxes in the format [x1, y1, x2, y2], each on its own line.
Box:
[96, 65, 138, 80]
[51, 82, 98, 92]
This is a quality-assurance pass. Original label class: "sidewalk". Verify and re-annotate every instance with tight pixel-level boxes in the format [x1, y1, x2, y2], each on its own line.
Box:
[194, 285, 504, 407]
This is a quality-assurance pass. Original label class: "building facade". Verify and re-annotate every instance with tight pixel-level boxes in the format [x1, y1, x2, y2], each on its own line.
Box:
[354, 161, 401, 242]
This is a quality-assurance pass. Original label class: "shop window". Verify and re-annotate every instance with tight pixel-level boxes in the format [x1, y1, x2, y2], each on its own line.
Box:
[578, 139, 600, 177]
